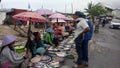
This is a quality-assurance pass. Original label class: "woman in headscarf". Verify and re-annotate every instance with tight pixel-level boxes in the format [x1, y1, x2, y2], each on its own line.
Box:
[45, 26, 54, 46]
[0, 35, 29, 68]
[31, 32, 46, 57]
[45, 25, 59, 47]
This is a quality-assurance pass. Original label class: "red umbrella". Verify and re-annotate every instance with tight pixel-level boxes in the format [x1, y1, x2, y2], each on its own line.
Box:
[13, 12, 47, 22]
[13, 12, 47, 53]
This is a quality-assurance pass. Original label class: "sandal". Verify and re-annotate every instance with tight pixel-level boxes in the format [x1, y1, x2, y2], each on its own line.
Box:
[82, 61, 88, 66]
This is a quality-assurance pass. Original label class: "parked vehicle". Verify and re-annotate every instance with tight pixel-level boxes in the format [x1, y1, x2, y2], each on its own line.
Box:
[109, 18, 120, 29]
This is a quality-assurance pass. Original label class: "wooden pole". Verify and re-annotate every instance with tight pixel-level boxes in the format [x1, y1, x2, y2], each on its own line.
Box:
[26, 18, 32, 54]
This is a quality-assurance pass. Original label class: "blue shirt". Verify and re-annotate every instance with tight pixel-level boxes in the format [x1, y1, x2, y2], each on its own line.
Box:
[32, 39, 45, 54]
[84, 20, 93, 40]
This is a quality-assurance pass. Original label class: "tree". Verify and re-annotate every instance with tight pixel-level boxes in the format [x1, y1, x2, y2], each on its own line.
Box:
[85, 2, 93, 12]
[85, 2, 107, 16]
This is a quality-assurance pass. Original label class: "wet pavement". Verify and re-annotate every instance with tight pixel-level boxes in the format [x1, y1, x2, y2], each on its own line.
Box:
[89, 25, 120, 68]
[63, 25, 120, 68]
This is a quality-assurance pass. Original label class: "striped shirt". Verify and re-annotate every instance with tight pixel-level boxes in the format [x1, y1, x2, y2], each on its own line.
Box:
[0, 46, 24, 64]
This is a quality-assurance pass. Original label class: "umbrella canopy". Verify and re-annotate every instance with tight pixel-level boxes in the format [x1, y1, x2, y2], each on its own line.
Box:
[49, 13, 67, 20]
[35, 8, 54, 15]
[51, 19, 66, 23]
[13, 12, 47, 22]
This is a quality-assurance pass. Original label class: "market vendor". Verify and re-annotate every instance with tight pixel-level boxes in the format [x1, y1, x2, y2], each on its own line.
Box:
[44, 26, 59, 47]
[31, 32, 46, 57]
[0, 35, 29, 68]
[45, 27, 54, 46]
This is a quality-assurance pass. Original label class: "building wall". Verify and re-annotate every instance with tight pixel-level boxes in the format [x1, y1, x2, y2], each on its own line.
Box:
[12, 9, 27, 24]
[0, 12, 6, 24]
[112, 10, 120, 18]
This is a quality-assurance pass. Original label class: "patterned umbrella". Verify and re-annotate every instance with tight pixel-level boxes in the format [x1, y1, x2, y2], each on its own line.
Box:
[35, 8, 54, 15]
[13, 12, 47, 22]
[51, 19, 66, 23]
[49, 13, 67, 20]
[13, 12, 47, 54]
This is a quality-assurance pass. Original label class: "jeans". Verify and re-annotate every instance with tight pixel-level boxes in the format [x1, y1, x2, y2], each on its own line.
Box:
[74, 37, 83, 65]
[82, 40, 89, 62]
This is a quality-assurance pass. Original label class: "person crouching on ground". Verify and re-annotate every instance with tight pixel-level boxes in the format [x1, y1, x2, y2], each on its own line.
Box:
[45, 26, 59, 47]
[0, 35, 29, 68]
[32, 32, 46, 57]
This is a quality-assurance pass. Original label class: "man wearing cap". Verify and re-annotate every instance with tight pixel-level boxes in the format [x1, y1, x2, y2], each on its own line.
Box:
[73, 11, 90, 68]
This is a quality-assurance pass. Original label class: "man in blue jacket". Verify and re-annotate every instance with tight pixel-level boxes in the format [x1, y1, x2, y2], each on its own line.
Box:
[73, 11, 90, 68]
[82, 18, 93, 66]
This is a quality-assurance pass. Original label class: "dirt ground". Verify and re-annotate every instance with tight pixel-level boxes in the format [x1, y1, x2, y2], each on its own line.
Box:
[0, 25, 28, 45]
[0, 24, 45, 46]
[0, 25, 19, 39]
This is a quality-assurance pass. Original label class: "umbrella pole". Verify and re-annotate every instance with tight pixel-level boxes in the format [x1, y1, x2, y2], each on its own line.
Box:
[24, 19, 32, 62]
[28, 20, 31, 37]
[44, 22, 46, 29]
[57, 18, 58, 26]
[26, 18, 32, 54]
[44, 15, 48, 29]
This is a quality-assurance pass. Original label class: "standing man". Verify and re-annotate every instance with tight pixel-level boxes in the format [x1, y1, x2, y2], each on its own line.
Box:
[73, 11, 90, 68]
[82, 17, 93, 66]
[94, 17, 100, 33]
[102, 17, 106, 27]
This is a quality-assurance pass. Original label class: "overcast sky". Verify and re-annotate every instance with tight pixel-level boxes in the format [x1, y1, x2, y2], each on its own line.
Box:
[0, 0, 120, 13]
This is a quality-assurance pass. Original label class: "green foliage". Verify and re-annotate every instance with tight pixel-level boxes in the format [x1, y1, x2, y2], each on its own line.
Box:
[85, 2, 107, 16]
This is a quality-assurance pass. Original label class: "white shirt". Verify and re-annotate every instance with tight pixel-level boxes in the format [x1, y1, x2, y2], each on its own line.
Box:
[74, 18, 89, 38]
[94, 18, 99, 25]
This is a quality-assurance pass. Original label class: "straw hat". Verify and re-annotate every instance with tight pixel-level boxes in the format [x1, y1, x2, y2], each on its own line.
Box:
[2, 35, 16, 46]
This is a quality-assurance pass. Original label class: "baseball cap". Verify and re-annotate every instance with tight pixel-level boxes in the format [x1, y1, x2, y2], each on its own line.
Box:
[74, 11, 85, 17]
